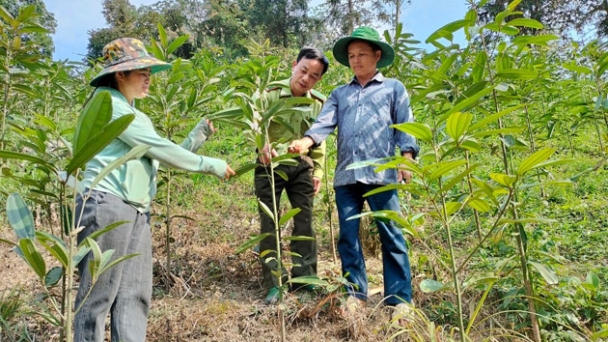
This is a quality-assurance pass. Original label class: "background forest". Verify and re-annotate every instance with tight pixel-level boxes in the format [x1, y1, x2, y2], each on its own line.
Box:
[1, 0, 607, 341]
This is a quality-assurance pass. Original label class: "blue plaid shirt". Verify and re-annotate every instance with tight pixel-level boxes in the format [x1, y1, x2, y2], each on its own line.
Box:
[305, 72, 419, 188]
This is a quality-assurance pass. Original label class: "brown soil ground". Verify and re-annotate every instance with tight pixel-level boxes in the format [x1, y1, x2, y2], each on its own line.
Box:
[0, 202, 521, 342]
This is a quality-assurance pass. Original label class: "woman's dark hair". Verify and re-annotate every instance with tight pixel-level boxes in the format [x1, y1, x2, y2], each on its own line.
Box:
[296, 47, 329, 75]
[82, 70, 132, 108]
[94, 70, 132, 90]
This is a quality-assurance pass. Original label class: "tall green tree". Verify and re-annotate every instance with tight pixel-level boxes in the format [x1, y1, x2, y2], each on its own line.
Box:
[86, 0, 141, 61]
[196, 0, 250, 56]
[246, 0, 312, 48]
[0, 0, 56, 56]
[476, 0, 607, 39]
[312, 0, 408, 39]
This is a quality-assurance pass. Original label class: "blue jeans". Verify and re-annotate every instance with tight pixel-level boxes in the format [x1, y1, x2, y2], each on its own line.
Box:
[74, 190, 152, 342]
[335, 183, 412, 305]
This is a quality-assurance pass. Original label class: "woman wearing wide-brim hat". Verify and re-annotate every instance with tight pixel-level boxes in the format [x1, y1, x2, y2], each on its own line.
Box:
[74, 37, 235, 342]
[289, 26, 420, 321]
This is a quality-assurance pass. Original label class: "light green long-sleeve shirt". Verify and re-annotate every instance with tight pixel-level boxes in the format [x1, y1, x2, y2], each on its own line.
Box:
[260, 78, 326, 179]
[80, 87, 227, 213]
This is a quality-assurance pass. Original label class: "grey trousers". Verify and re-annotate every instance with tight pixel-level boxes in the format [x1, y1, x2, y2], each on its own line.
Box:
[73, 190, 152, 342]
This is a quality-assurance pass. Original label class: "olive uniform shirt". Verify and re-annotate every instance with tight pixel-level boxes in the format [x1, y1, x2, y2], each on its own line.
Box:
[259, 78, 326, 179]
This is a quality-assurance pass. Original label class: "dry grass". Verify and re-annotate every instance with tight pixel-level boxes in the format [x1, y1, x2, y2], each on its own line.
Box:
[0, 192, 539, 342]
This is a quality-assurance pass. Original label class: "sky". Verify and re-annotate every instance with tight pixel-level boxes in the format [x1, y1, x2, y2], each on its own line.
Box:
[44, 0, 470, 62]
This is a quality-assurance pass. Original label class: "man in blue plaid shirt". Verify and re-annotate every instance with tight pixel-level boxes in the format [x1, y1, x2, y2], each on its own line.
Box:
[289, 26, 420, 317]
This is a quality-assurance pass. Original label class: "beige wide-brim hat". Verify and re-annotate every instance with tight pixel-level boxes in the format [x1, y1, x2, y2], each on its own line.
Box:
[332, 26, 395, 68]
[90, 37, 171, 87]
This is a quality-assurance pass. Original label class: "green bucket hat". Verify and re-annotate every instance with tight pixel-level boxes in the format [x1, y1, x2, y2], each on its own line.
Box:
[90, 37, 172, 87]
[332, 26, 395, 68]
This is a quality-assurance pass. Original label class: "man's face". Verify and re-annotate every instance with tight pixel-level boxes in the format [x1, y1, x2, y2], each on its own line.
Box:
[347, 40, 380, 78]
[290, 58, 324, 97]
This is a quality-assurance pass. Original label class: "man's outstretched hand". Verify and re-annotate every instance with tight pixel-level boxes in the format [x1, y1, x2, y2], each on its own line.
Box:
[259, 144, 278, 165]
[288, 136, 314, 154]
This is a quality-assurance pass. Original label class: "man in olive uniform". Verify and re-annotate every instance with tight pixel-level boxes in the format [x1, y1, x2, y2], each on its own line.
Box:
[255, 47, 329, 304]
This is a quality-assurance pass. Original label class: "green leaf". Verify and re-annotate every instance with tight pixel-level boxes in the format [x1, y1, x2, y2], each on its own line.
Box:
[426, 19, 472, 43]
[348, 210, 419, 238]
[437, 54, 458, 75]
[446, 86, 494, 116]
[0, 238, 17, 247]
[85, 238, 103, 281]
[260, 250, 275, 259]
[0, 151, 54, 171]
[585, 272, 600, 290]
[507, 0, 522, 11]
[471, 179, 498, 205]
[489, 173, 517, 188]
[98, 253, 140, 278]
[283, 236, 316, 242]
[598, 60, 608, 77]
[66, 114, 135, 175]
[590, 329, 608, 339]
[90, 145, 150, 190]
[362, 182, 420, 198]
[469, 105, 523, 131]
[0, 5, 15, 22]
[157, 23, 168, 47]
[73, 91, 113, 155]
[420, 279, 446, 293]
[512, 35, 559, 46]
[506, 18, 543, 29]
[206, 106, 244, 122]
[34, 113, 57, 131]
[275, 169, 288, 181]
[257, 200, 275, 220]
[21, 24, 49, 34]
[460, 138, 481, 152]
[235, 233, 273, 254]
[6, 193, 36, 239]
[19, 239, 46, 279]
[234, 162, 258, 177]
[149, 39, 164, 60]
[462, 272, 498, 289]
[44, 266, 63, 288]
[472, 51, 487, 82]
[187, 88, 197, 108]
[61, 204, 73, 236]
[279, 208, 301, 226]
[495, 69, 538, 80]
[344, 157, 385, 171]
[36, 231, 68, 269]
[483, 22, 519, 35]
[84, 221, 129, 242]
[16, 4, 36, 21]
[446, 112, 473, 141]
[443, 202, 462, 216]
[73, 246, 91, 266]
[392, 122, 433, 143]
[517, 147, 556, 176]
[288, 276, 329, 286]
[467, 197, 491, 212]
[528, 261, 558, 285]
[428, 160, 467, 181]
[440, 164, 478, 194]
